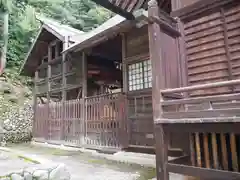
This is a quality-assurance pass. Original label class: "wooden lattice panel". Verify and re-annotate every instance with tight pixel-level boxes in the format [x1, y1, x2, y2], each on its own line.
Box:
[191, 133, 240, 172]
[127, 93, 154, 147]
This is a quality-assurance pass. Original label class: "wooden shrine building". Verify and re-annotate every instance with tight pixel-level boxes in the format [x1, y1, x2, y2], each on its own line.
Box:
[89, 0, 240, 180]
[21, 8, 184, 151]
[21, 0, 240, 179]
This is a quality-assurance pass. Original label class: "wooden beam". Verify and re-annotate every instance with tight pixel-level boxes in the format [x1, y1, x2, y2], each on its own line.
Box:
[147, 16, 181, 37]
[220, 133, 229, 170]
[171, 0, 233, 20]
[162, 108, 240, 119]
[162, 93, 240, 106]
[167, 163, 240, 180]
[162, 123, 240, 134]
[195, 133, 202, 167]
[203, 133, 210, 168]
[230, 133, 239, 172]
[90, 0, 135, 20]
[161, 79, 240, 94]
[211, 133, 219, 169]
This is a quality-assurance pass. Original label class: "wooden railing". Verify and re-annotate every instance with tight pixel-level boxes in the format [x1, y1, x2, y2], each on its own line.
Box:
[155, 79, 240, 180]
[160, 79, 240, 122]
[127, 93, 154, 147]
[85, 93, 127, 148]
[34, 93, 128, 149]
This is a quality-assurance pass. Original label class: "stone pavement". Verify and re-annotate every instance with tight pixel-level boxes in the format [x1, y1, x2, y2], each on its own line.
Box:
[2, 143, 187, 180]
[0, 150, 35, 176]
[1, 145, 149, 180]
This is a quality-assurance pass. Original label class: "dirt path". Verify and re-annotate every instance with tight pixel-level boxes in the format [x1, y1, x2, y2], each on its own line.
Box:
[7, 143, 156, 180]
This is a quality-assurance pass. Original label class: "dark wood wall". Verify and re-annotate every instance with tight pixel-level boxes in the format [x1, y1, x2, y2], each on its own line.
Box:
[122, 25, 154, 147]
[171, 0, 200, 11]
[179, 1, 240, 96]
[122, 23, 182, 148]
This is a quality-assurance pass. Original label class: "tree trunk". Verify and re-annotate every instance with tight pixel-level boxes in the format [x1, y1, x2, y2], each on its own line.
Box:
[0, 12, 8, 75]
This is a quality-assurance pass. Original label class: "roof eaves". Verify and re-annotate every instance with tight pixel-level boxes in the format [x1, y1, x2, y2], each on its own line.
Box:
[63, 15, 127, 53]
[63, 10, 149, 54]
[42, 23, 65, 41]
[19, 25, 44, 75]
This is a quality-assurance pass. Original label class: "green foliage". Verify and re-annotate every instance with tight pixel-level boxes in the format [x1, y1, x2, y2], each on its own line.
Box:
[0, 0, 13, 12]
[5, 0, 112, 69]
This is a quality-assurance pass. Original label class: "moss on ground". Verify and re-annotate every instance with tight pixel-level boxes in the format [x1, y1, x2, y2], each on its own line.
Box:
[18, 155, 40, 164]
[7, 143, 157, 180]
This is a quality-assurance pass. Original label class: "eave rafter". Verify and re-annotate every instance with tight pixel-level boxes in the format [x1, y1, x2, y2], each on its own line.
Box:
[91, 0, 171, 19]
[91, 0, 149, 19]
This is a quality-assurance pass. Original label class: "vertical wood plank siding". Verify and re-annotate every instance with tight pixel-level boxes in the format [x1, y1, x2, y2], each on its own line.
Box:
[34, 93, 127, 149]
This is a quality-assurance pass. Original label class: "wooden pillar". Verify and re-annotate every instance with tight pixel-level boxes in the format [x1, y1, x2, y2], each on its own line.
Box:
[82, 52, 87, 98]
[61, 36, 69, 140]
[82, 51, 87, 138]
[121, 32, 129, 148]
[47, 44, 52, 140]
[62, 36, 69, 101]
[33, 70, 39, 139]
[47, 45, 51, 102]
[121, 33, 128, 93]
[148, 0, 168, 180]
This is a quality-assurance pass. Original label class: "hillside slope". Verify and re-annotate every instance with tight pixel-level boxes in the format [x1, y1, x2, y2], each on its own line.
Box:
[0, 68, 33, 143]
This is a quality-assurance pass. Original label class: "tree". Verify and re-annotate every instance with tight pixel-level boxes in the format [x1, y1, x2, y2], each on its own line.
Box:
[0, 0, 11, 75]
[4, 0, 112, 69]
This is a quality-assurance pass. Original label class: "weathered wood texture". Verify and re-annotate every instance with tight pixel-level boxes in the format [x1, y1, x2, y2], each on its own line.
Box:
[123, 26, 154, 147]
[90, 0, 171, 19]
[158, 79, 240, 178]
[122, 18, 181, 148]
[154, 122, 240, 179]
[36, 48, 84, 100]
[154, 1, 240, 179]
[34, 93, 128, 149]
[125, 26, 149, 59]
[179, 1, 240, 96]
[171, 0, 200, 11]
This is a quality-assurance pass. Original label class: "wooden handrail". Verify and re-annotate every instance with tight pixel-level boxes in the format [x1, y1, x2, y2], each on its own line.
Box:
[162, 93, 240, 106]
[161, 79, 240, 94]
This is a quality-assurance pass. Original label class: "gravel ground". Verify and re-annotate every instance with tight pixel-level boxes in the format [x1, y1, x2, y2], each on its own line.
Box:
[0, 150, 36, 176]
[6, 144, 157, 180]
[5, 143, 188, 180]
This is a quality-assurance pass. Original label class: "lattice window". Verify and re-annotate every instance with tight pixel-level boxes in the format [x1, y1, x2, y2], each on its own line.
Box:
[128, 60, 152, 91]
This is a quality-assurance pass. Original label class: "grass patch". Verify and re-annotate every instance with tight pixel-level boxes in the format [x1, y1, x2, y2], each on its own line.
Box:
[137, 167, 156, 180]
[8, 143, 157, 180]
[18, 155, 40, 164]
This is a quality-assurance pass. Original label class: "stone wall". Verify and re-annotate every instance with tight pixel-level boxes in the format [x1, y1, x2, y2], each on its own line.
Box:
[1, 102, 33, 143]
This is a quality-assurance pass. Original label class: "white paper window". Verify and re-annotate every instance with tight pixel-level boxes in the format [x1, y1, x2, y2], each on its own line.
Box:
[128, 60, 152, 91]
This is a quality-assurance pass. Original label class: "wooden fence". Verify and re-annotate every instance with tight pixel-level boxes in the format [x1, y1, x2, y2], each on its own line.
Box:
[34, 93, 128, 149]
[127, 93, 154, 147]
